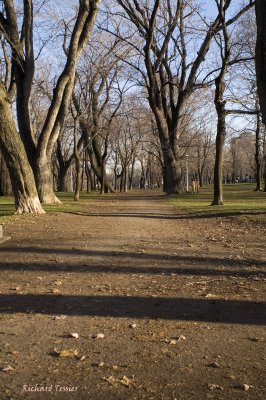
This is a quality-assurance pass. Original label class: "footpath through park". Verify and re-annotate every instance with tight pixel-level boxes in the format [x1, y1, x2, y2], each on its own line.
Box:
[0, 191, 265, 400]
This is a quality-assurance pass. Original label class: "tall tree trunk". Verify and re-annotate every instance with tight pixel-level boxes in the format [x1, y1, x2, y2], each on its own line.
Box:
[88, 143, 115, 193]
[211, 4, 230, 206]
[263, 139, 266, 192]
[129, 159, 135, 190]
[154, 116, 183, 194]
[255, 0, 266, 126]
[56, 140, 72, 192]
[84, 150, 91, 193]
[120, 169, 124, 192]
[212, 128, 225, 205]
[162, 151, 182, 194]
[212, 88, 226, 206]
[123, 165, 128, 192]
[197, 149, 203, 187]
[0, 150, 12, 195]
[58, 165, 72, 192]
[155, 119, 183, 194]
[255, 113, 263, 191]
[34, 155, 61, 204]
[0, 0, 100, 206]
[74, 158, 82, 201]
[0, 83, 44, 214]
[73, 120, 81, 201]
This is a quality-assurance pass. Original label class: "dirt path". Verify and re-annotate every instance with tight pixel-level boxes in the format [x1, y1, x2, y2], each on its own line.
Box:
[0, 192, 265, 400]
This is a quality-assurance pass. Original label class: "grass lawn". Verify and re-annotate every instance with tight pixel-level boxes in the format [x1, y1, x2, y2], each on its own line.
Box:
[0, 191, 99, 222]
[170, 183, 266, 223]
[0, 183, 265, 223]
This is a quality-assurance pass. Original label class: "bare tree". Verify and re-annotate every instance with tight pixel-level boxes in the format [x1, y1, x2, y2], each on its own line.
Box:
[0, 82, 44, 213]
[211, 1, 231, 205]
[110, 0, 254, 194]
[255, 0, 266, 125]
[0, 0, 100, 212]
[73, 33, 127, 193]
[0, 150, 12, 196]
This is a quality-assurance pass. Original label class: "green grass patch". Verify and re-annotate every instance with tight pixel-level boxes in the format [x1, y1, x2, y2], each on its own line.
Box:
[170, 183, 266, 222]
[0, 191, 99, 223]
[0, 196, 15, 218]
[1, 184, 265, 224]
[42, 191, 99, 213]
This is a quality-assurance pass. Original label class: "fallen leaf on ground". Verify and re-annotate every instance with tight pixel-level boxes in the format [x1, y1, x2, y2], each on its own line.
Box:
[69, 333, 79, 339]
[103, 375, 134, 387]
[97, 362, 104, 367]
[249, 337, 264, 342]
[55, 349, 79, 357]
[177, 335, 186, 341]
[120, 375, 134, 387]
[208, 384, 223, 391]
[234, 384, 252, 391]
[2, 365, 14, 372]
[92, 333, 105, 339]
[103, 376, 116, 386]
[53, 315, 67, 320]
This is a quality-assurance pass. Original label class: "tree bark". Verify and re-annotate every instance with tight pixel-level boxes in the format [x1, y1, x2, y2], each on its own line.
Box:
[211, 2, 230, 206]
[34, 156, 61, 204]
[0, 0, 100, 206]
[0, 83, 44, 214]
[212, 98, 226, 205]
[254, 113, 263, 191]
[161, 140, 182, 194]
[73, 119, 81, 201]
[56, 140, 72, 192]
[88, 147, 115, 193]
[57, 163, 72, 192]
[263, 139, 266, 192]
[0, 150, 12, 195]
[255, 0, 266, 125]
[74, 158, 82, 201]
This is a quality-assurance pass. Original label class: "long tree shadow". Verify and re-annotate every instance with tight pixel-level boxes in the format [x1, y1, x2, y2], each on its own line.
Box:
[0, 260, 264, 278]
[96, 194, 167, 201]
[0, 294, 265, 325]
[1, 246, 265, 268]
[65, 210, 266, 220]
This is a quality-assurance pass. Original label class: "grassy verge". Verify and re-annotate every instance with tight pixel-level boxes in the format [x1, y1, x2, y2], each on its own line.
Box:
[0, 191, 99, 223]
[170, 183, 266, 222]
[1, 184, 265, 224]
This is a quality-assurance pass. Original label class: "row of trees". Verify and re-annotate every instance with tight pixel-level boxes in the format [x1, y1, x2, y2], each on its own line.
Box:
[0, 0, 265, 213]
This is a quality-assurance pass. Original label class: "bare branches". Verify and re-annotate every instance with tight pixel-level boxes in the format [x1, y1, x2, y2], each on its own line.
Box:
[38, 0, 101, 156]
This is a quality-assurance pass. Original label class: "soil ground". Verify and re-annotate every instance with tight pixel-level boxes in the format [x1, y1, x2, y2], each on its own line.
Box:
[0, 191, 265, 400]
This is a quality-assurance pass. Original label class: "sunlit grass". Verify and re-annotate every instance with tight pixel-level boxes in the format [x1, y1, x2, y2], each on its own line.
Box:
[0, 191, 98, 222]
[170, 183, 266, 222]
[42, 191, 99, 213]
[0, 196, 15, 217]
[0, 184, 265, 224]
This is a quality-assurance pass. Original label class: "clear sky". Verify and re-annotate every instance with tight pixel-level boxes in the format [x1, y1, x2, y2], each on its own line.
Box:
[201, 0, 245, 20]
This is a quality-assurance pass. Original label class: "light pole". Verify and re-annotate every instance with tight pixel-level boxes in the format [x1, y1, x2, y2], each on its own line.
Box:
[185, 155, 189, 192]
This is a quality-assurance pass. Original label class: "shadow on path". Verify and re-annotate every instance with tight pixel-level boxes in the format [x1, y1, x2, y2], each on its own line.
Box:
[0, 294, 265, 325]
[0, 260, 264, 278]
[65, 210, 266, 220]
[1, 246, 265, 268]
